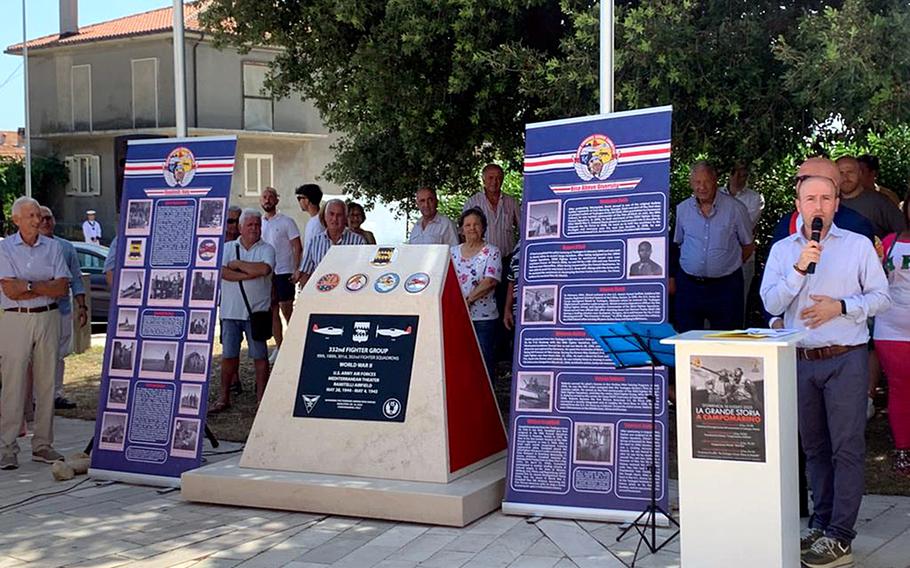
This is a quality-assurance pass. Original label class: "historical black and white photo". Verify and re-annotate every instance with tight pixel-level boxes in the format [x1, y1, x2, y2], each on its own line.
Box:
[99, 412, 128, 451]
[187, 310, 211, 341]
[116, 308, 139, 338]
[573, 422, 614, 465]
[181, 343, 210, 381]
[179, 384, 203, 415]
[117, 269, 146, 306]
[516, 372, 553, 412]
[521, 285, 557, 325]
[171, 418, 200, 457]
[189, 270, 217, 307]
[107, 379, 130, 410]
[108, 339, 136, 377]
[148, 269, 187, 306]
[196, 198, 226, 235]
[125, 199, 153, 236]
[627, 237, 666, 279]
[526, 200, 560, 240]
[139, 341, 179, 379]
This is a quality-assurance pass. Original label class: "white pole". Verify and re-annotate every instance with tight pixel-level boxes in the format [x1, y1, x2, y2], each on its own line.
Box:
[599, 0, 614, 114]
[173, 0, 187, 137]
[22, 0, 32, 197]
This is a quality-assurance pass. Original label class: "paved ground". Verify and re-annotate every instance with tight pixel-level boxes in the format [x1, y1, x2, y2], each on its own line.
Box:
[2, 418, 910, 568]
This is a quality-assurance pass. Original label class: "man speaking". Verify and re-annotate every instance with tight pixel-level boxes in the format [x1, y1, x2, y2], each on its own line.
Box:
[760, 157, 890, 568]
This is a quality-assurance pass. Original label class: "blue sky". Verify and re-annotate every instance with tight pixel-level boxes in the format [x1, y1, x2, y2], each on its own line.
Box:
[0, 0, 172, 130]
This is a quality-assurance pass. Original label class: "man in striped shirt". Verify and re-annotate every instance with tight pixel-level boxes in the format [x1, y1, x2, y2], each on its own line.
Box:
[297, 199, 366, 286]
[463, 164, 520, 254]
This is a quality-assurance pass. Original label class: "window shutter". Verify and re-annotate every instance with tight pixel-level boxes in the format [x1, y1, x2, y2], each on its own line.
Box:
[90, 155, 101, 194]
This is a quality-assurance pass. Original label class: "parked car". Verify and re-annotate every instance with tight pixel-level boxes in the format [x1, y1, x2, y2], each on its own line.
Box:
[71, 241, 111, 322]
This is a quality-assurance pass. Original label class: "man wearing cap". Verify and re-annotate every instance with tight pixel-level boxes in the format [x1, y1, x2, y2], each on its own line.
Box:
[82, 210, 102, 244]
[760, 157, 891, 567]
[0, 197, 71, 470]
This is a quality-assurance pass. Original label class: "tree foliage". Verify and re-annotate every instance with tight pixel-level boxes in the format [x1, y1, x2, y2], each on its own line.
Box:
[199, 0, 910, 207]
[0, 156, 69, 234]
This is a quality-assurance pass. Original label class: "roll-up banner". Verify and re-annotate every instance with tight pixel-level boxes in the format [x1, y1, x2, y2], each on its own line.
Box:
[503, 107, 673, 522]
[89, 136, 237, 487]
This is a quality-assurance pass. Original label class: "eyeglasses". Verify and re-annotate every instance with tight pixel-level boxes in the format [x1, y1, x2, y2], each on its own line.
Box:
[40, 215, 53, 221]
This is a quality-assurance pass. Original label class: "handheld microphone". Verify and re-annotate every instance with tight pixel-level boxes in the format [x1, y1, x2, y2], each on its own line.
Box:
[807, 217, 823, 274]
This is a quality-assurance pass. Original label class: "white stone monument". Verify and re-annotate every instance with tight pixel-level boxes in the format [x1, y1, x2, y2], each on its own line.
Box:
[183, 245, 508, 526]
[662, 330, 803, 568]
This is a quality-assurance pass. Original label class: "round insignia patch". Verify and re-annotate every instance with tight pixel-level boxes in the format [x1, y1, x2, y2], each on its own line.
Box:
[374, 272, 400, 293]
[345, 273, 369, 292]
[197, 238, 217, 261]
[404, 272, 430, 294]
[163, 146, 197, 187]
[315, 273, 340, 292]
[573, 134, 617, 181]
[382, 398, 402, 419]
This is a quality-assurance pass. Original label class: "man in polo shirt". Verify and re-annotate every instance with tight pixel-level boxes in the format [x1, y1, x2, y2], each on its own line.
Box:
[836, 155, 905, 238]
[673, 161, 754, 332]
[213, 208, 275, 412]
[409, 186, 459, 246]
[295, 184, 324, 252]
[298, 199, 366, 286]
[761, 157, 891, 567]
[0, 197, 71, 470]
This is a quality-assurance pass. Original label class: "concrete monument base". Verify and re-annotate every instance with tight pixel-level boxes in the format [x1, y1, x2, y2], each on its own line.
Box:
[182, 455, 507, 527]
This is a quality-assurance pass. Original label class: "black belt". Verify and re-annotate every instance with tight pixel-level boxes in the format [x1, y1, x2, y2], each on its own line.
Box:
[797, 344, 865, 361]
[5, 303, 58, 314]
[682, 270, 737, 284]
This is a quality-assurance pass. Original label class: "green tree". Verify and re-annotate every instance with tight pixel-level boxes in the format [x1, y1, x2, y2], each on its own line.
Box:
[0, 156, 69, 233]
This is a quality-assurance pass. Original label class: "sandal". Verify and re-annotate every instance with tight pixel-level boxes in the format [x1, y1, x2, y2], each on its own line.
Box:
[207, 400, 231, 414]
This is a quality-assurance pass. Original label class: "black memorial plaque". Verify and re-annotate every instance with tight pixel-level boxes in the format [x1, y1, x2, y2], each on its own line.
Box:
[293, 314, 419, 422]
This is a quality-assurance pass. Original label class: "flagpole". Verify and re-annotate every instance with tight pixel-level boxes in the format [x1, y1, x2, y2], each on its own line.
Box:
[22, 0, 32, 197]
[173, 0, 187, 137]
[599, 0, 614, 114]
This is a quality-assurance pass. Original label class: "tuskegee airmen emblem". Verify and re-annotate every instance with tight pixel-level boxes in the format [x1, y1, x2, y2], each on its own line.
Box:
[573, 134, 617, 181]
[163, 146, 197, 187]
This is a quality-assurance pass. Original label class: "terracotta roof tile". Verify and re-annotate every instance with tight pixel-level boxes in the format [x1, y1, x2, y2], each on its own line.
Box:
[0, 131, 24, 159]
[6, 2, 205, 53]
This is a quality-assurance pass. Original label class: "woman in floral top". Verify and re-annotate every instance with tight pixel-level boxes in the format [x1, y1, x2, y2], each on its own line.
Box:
[451, 208, 502, 384]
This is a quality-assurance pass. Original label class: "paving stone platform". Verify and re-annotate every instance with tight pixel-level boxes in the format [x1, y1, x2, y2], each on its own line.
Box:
[1, 418, 909, 568]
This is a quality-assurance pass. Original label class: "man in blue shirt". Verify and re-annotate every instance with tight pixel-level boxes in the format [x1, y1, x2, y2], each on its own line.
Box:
[39, 206, 87, 410]
[673, 161, 754, 331]
[0, 197, 71, 470]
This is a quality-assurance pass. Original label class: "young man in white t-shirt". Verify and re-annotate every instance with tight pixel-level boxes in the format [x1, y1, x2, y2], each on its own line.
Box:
[295, 183, 324, 253]
[260, 187, 302, 355]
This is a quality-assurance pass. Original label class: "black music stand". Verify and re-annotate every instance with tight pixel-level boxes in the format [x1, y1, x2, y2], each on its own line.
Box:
[585, 322, 679, 567]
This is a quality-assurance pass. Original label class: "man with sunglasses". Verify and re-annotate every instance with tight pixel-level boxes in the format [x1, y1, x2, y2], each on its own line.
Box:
[225, 205, 242, 242]
[760, 157, 891, 568]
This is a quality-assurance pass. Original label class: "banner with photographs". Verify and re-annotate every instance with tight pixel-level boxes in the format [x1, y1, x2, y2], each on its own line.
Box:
[503, 108, 672, 521]
[89, 136, 237, 486]
[690, 355, 766, 462]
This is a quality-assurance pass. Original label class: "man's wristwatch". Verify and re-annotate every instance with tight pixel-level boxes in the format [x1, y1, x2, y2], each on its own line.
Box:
[26, 281, 33, 292]
[840, 300, 847, 315]
[793, 263, 808, 276]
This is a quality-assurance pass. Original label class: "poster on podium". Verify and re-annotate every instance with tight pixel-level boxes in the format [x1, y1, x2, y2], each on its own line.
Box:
[89, 136, 237, 487]
[502, 107, 673, 522]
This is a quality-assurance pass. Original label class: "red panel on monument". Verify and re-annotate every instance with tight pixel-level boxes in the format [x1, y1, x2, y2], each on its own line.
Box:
[442, 262, 508, 473]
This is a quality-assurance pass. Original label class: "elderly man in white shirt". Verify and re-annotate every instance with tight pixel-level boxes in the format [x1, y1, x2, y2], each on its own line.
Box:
[721, 161, 764, 305]
[760, 157, 890, 568]
[408, 187, 459, 246]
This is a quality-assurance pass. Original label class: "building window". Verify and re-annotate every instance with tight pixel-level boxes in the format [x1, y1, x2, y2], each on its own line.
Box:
[132, 58, 159, 128]
[71, 65, 92, 131]
[65, 155, 101, 196]
[244, 154, 273, 196]
[243, 62, 273, 131]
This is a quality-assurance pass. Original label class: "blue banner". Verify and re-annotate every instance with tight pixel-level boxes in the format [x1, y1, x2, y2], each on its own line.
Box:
[503, 108, 672, 521]
[89, 136, 237, 485]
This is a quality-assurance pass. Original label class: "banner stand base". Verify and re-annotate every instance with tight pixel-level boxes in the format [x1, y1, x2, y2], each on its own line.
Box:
[502, 501, 670, 527]
[89, 468, 182, 489]
[182, 455, 506, 527]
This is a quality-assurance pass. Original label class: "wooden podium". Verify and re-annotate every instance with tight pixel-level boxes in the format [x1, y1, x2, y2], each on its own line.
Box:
[662, 330, 804, 568]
